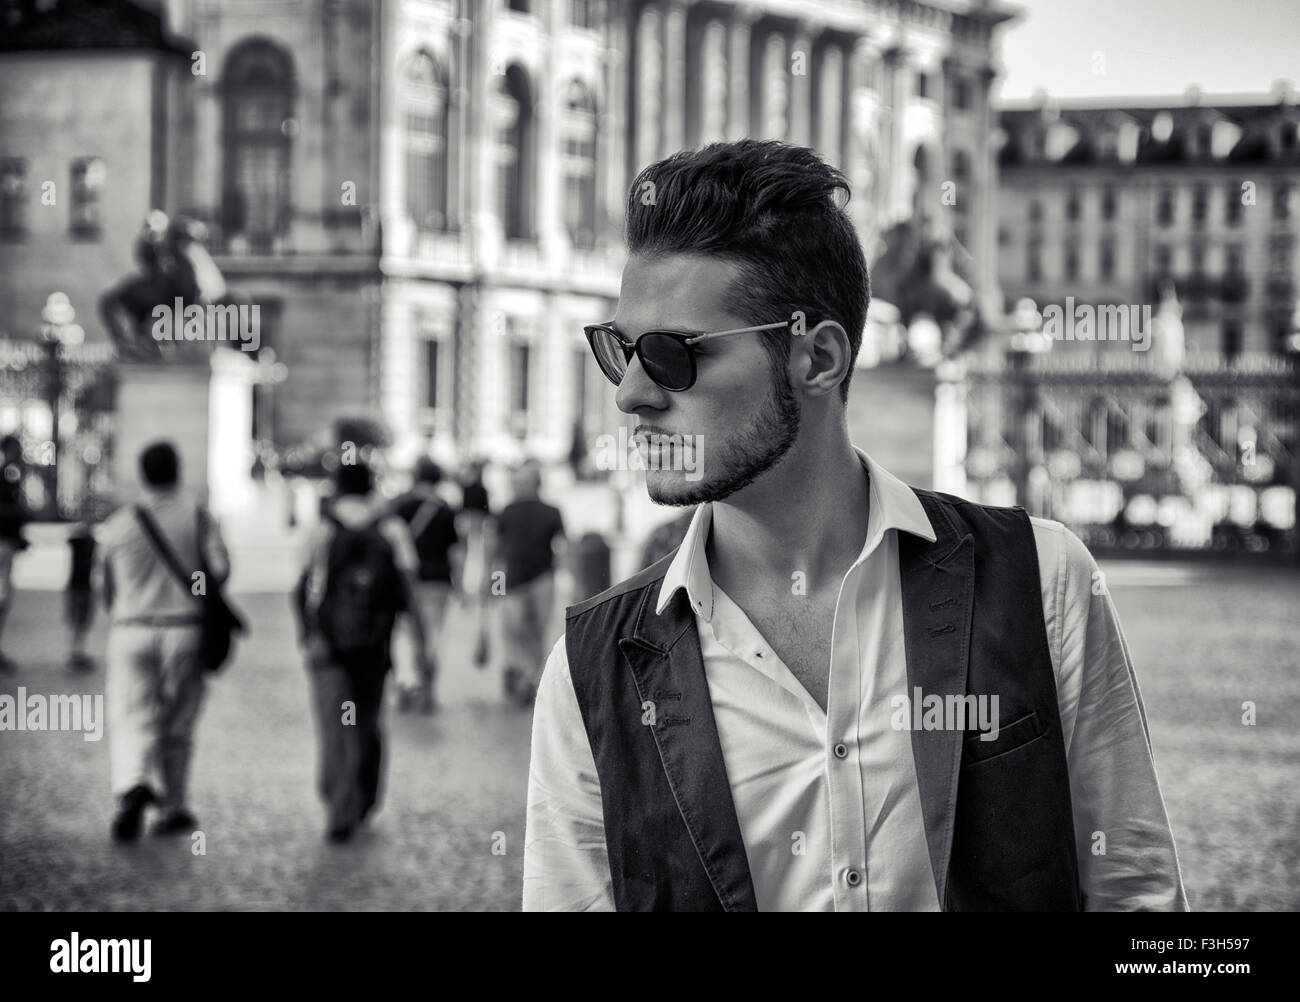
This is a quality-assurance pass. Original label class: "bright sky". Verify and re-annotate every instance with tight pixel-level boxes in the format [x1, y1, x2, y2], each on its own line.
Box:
[995, 0, 1300, 103]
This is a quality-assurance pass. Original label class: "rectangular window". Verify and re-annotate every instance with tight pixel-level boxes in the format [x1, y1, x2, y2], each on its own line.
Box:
[1099, 240, 1115, 281]
[1027, 239, 1042, 283]
[509, 339, 531, 416]
[1156, 187, 1174, 227]
[1191, 183, 1207, 229]
[915, 72, 929, 100]
[1226, 181, 1243, 226]
[0, 158, 27, 238]
[423, 338, 440, 410]
[69, 157, 105, 238]
[952, 77, 971, 111]
[1225, 244, 1243, 274]
[1065, 187, 1080, 221]
[1221, 321, 1242, 360]
[1154, 245, 1172, 273]
[1101, 185, 1115, 220]
[1274, 182, 1293, 221]
[1063, 242, 1078, 281]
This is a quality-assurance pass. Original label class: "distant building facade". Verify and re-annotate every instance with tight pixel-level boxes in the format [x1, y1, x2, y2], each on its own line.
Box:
[3, 0, 1015, 472]
[997, 86, 1300, 361]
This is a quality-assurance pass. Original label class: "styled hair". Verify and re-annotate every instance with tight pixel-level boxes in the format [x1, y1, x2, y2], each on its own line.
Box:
[139, 440, 180, 487]
[414, 457, 443, 486]
[626, 139, 870, 402]
[335, 461, 373, 497]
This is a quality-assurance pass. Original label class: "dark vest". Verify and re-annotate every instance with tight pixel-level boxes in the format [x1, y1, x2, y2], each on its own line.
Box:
[563, 489, 1082, 911]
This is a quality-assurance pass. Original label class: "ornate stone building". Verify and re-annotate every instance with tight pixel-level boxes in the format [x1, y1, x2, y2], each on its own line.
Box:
[3, 0, 1015, 471]
[998, 85, 1300, 360]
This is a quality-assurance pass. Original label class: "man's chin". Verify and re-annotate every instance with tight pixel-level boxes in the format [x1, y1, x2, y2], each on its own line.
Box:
[644, 469, 718, 507]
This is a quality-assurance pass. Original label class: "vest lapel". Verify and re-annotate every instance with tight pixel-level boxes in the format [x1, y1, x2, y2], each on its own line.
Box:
[897, 491, 975, 910]
[619, 583, 759, 912]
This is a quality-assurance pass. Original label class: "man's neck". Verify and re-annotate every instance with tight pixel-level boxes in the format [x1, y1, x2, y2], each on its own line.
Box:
[705, 435, 870, 600]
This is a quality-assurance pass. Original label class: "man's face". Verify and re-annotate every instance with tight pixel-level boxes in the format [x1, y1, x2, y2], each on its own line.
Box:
[611, 253, 801, 506]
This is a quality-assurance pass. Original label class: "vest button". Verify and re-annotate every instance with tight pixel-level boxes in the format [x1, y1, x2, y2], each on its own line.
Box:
[833, 742, 848, 759]
[845, 868, 862, 887]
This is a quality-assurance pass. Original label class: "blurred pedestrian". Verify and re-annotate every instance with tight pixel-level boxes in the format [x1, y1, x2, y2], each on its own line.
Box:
[99, 441, 230, 841]
[456, 458, 494, 668]
[65, 520, 97, 673]
[389, 457, 458, 713]
[293, 459, 433, 842]
[494, 462, 567, 705]
[0, 433, 30, 673]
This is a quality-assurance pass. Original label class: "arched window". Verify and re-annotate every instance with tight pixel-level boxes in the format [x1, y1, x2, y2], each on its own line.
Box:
[404, 51, 452, 232]
[222, 39, 294, 253]
[496, 65, 535, 241]
[561, 80, 598, 249]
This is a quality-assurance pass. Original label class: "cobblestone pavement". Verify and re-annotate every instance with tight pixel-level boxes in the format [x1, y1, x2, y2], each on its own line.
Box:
[2, 559, 1298, 911]
[0, 584, 543, 911]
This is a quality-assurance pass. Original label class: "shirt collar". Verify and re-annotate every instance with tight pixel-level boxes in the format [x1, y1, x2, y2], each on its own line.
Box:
[654, 447, 937, 621]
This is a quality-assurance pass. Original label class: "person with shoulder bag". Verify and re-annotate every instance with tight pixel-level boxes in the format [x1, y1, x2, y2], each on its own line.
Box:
[292, 459, 432, 843]
[99, 441, 234, 841]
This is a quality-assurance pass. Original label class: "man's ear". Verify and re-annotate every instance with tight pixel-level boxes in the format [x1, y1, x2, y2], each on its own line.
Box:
[792, 320, 851, 397]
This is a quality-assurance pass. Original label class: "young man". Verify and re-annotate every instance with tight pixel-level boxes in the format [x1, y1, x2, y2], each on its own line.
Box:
[99, 441, 229, 840]
[390, 458, 459, 713]
[0, 434, 29, 672]
[494, 463, 566, 706]
[294, 460, 433, 842]
[523, 140, 1188, 911]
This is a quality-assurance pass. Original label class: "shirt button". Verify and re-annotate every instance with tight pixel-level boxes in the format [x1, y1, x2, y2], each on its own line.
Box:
[845, 869, 862, 887]
[833, 743, 848, 759]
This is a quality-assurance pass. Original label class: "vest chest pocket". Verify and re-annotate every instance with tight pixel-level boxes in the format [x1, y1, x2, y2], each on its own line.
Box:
[961, 709, 1045, 767]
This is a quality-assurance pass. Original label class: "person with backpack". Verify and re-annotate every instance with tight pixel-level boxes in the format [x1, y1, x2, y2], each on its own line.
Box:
[293, 459, 433, 843]
[389, 457, 459, 713]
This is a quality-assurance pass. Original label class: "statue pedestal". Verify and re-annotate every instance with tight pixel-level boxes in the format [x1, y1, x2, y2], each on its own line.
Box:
[114, 361, 212, 507]
[846, 360, 938, 489]
[113, 351, 257, 517]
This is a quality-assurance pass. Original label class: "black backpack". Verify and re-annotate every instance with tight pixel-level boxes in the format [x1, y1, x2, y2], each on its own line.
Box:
[302, 514, 406, 668]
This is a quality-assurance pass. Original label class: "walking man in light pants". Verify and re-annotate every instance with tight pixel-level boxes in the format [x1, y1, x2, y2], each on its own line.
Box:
[100, 441, 230, 841]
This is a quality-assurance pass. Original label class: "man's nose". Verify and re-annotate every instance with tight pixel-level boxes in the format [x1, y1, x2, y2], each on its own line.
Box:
[615, 351, 670, 415]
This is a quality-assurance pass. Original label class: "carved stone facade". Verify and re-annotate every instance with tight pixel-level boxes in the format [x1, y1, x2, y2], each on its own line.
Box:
[3, 0, 1014, 468]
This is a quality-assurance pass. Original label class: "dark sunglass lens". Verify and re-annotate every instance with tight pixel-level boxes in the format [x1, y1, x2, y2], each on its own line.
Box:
[638, 333, 693, 391]
[588, 327, 629, 385]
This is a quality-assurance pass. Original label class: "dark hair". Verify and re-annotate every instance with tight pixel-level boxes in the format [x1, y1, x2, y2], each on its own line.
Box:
[414, 457, 443, 486]
[139, 441, 180, 487]
[626, 139, 870, 402]
[335, 460, 373, 497]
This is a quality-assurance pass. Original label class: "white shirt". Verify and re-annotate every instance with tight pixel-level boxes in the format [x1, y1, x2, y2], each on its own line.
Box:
[523, 449, 1189, 911]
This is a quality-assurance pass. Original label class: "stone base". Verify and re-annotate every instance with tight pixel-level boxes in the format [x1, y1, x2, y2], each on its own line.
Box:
[114, 361, 211, 507]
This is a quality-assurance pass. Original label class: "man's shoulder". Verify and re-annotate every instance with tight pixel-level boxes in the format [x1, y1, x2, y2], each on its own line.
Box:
[565, 549, 674, 620]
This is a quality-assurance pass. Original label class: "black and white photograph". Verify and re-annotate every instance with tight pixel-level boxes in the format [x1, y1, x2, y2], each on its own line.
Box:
[0, 0, 1296, 971]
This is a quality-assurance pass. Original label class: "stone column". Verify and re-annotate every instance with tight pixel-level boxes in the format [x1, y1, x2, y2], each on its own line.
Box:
[663, 0, 687, 153]
[727, 5, 758, 140]
[633, 4, 663, 171]
[601, 0, 628, 233]
[788, 22, 815, 147]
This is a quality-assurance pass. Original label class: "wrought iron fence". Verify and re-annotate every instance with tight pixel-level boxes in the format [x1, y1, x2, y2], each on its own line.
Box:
[956, 352, 1300, 558]
[0, 338, 117, 522]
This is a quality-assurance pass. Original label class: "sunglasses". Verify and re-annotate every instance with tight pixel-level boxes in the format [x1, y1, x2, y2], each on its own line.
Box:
[583, 320, 793, 392]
